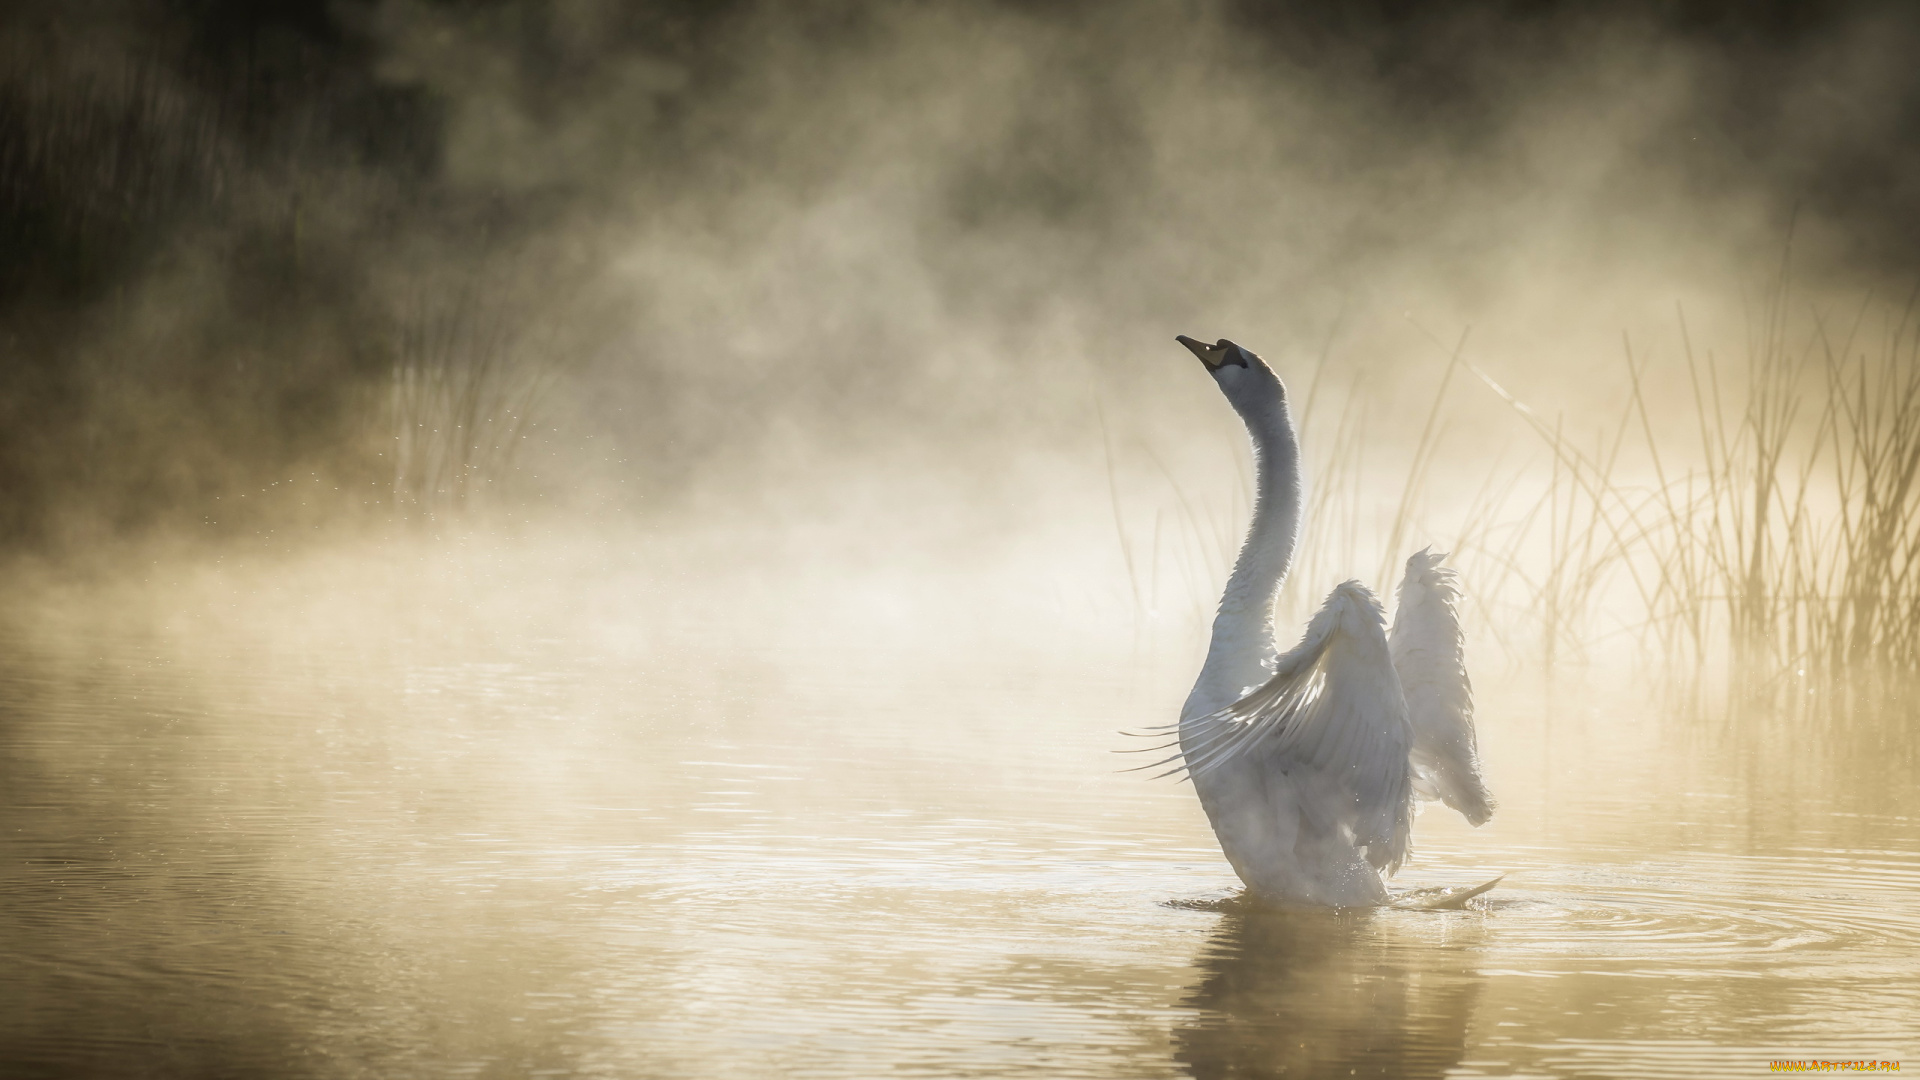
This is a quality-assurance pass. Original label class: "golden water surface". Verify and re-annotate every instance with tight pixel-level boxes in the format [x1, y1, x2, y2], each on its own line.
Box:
[2, 540, 1915, 1079]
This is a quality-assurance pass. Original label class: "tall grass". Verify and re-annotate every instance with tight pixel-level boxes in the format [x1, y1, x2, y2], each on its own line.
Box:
[386, 267, 577, 518]
[1456, 287, 1920, 715]
[1648, 290, 1920, 709]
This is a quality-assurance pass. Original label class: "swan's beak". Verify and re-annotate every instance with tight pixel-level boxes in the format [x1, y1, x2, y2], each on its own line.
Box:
[1176, 335, 1220, 370]
[1179, 334, 1248, 372]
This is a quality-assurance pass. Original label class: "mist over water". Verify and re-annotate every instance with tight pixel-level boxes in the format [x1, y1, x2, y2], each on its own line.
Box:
[4, 1, 1920, 1077]
[4, 538, 1918, 1077]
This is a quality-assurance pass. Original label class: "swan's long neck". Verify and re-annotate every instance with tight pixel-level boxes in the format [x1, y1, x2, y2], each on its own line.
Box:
[1185, 400, 1301, 718]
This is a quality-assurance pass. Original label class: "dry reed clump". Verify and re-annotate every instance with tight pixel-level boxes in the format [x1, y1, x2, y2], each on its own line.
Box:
[1650, 290, 1920, 716]
[382, 243, 625, 520]
[1446, 284, 1920, 721]
[387, 271, 564, 518]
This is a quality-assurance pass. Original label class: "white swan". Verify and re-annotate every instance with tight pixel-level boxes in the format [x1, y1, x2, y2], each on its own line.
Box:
[1141, 335, 1495, 908]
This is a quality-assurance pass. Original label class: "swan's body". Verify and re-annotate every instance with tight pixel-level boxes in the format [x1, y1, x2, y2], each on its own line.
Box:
[1160, 335, 1494, 907]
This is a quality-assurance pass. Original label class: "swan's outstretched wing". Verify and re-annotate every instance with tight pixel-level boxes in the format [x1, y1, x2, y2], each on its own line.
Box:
[1389, 548, 1495, 826]
[1178, 581, 1413, 873]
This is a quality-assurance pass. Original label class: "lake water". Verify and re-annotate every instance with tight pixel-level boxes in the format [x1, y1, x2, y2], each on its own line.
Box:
[2, 540, 1915, 1078]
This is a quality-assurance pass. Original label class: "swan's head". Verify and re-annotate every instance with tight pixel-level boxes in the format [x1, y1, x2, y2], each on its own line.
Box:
[1177, 335, 1284, 418]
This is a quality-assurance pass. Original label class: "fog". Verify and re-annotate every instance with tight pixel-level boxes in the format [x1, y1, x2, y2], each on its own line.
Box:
[8, 1, 1918, 554]
[3, 2, 1919, 1076]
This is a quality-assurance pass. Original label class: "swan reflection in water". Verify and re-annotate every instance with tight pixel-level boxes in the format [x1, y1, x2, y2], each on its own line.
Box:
[1173, 904, 1485, 1079]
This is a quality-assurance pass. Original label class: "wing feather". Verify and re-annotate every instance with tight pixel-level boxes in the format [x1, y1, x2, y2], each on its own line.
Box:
[1389, 548, 1495, 826]
[1179, 581, 1413, 873]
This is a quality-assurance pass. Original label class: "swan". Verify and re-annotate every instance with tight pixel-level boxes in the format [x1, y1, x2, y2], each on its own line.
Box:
[1137, 335, 1495, 908]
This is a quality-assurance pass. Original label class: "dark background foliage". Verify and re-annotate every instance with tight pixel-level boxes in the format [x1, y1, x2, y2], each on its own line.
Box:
[0, 0, 1914, 549]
